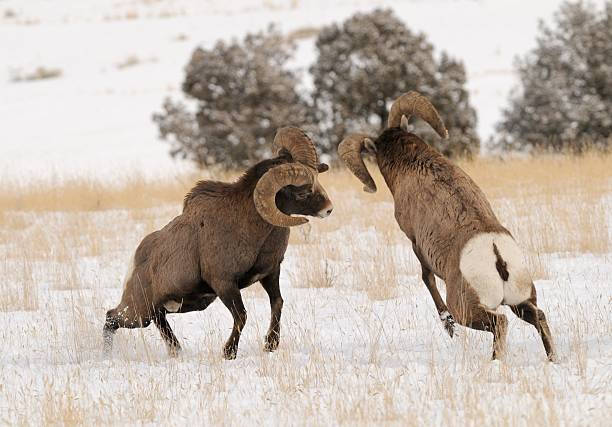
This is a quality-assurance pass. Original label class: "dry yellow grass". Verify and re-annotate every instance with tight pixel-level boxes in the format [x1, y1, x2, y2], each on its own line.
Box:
[0, 257, 38, 312]
[0, 154, 610, 425]
[0, 172, 198, 212]
[1, 153, 609, 301]
[459, 153, 611, 199]
[3, 153, 608, 214]
[459, 153, 611, 255]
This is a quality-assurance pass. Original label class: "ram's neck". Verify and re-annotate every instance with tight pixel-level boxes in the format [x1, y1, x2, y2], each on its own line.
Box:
[239, 191, 276, 234]
[376, 147, 417, 196]
[375, 130, 445, 196]
[376, 155, 399, 195]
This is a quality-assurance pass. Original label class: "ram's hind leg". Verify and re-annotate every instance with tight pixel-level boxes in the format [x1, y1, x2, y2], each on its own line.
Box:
[154, 311, 181, 357]
[509, 289, 556, 361]
[449, 289, 507, 360]
[103, 309, 120, 355]
[467, 306, 508, 360]
[103, 304, 153, 356]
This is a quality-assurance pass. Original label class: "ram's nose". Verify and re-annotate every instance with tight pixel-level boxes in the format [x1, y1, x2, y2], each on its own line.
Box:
[317, 205, 333, 218]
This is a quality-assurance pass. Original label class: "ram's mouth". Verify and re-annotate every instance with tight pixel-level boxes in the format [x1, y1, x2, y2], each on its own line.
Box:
[316, 206, 333, 218]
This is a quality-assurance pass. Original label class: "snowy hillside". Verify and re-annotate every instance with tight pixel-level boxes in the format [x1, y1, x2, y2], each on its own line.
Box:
[2, 0, 606, 178]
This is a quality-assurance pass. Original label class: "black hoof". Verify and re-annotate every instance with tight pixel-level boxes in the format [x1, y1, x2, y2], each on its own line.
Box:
[440, 311, 455, 338]
[167, 344, 182, 358]
[264, 336, 279, 352]
[223, 345, 237, 360]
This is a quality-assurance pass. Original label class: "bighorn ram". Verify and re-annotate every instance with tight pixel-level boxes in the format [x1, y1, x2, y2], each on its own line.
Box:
[339, 92, 556, 360]
[104, 127, 333, 359]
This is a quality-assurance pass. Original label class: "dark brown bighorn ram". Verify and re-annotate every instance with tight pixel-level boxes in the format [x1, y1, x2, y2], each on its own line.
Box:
[104, 127, 333, 359]
[339, 91, 556, 361]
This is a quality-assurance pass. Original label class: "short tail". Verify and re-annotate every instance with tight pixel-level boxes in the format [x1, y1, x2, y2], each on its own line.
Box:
[492, 243, 509, 281]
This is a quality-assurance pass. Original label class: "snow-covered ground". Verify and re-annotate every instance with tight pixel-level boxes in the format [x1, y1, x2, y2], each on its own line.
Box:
[2, 0, 608, 179]
[0, 181, 611, 424]
[1, 1, 611, 425]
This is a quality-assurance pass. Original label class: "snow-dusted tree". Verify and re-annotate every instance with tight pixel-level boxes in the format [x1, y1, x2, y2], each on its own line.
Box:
[153, 26, 311, 168]
[310, 8, 479, 157]
[432, 54, 479, 157]
[496, 1, 612, 152]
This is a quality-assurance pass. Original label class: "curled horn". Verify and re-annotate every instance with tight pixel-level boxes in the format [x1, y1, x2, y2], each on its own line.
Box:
[274, 127, 319, 171]
[338, 133, 377, 193]
[254, 163, 314, 227]
[387, 91, 449, 139]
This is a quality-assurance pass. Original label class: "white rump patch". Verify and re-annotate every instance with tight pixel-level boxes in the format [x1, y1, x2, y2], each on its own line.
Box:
[164, 300, 182, 313]
[459, 232, 532, 309]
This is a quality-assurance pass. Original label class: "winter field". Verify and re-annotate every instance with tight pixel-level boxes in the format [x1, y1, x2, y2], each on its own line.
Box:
[1, 157, 611, 425]
[1, 0, 612, 426]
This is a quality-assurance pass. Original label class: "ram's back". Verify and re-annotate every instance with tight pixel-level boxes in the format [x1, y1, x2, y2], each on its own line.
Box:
[393, 149, 506, 278]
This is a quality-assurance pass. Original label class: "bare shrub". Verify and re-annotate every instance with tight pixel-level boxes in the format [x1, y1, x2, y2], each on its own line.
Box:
[117, 55, 141, 69]
[11, 66, 62, 82]
[174, 33, 189, 42]
[286, 26, 320, 41]
[116, 55, 157, 69]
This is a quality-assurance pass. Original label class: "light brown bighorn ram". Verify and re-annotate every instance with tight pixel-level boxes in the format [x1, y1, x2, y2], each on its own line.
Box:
[339, 91, 556, 361]
[104, 127, 333, 359]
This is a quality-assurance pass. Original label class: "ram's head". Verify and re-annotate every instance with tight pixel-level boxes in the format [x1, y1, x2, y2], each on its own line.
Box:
[338, 91, 448, 193]
[254, 127, 333, 227]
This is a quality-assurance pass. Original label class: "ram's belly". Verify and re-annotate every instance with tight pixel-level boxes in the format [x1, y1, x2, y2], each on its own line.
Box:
[164, 291, 217, 313]
[459, 232, 532, 309]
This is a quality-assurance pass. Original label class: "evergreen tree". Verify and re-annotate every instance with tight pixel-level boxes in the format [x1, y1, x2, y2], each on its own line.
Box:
[430, 53, 479, 157]
[310, 8, 480, 157]
[153, 26, 311, 168]
[496, 1, 612, 152]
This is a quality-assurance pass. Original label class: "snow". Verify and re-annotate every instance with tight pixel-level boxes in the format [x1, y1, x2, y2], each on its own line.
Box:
[1, 1, 611, 425]
[2, 0, 608, 178]
[0, 206, 611, 424]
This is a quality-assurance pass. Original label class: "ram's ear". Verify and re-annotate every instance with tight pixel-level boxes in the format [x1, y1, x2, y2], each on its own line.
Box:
[400, 115, 409, 132]
[317, 163, 329, 173]
[364, 138, 377, 153]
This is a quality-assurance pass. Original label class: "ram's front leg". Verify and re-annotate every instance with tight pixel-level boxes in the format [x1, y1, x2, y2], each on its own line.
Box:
[413, 244, 455, 337]
[260, 267, 283, 352]
[213, 281, 247, 360]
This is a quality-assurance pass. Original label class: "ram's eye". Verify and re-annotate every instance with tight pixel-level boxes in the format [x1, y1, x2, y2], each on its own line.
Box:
[295, 191, 311, 200]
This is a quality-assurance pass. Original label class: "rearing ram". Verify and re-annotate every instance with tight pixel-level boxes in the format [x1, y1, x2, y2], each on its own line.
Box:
[104, 127, 333, 359]
[339, 92, 556, 361]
